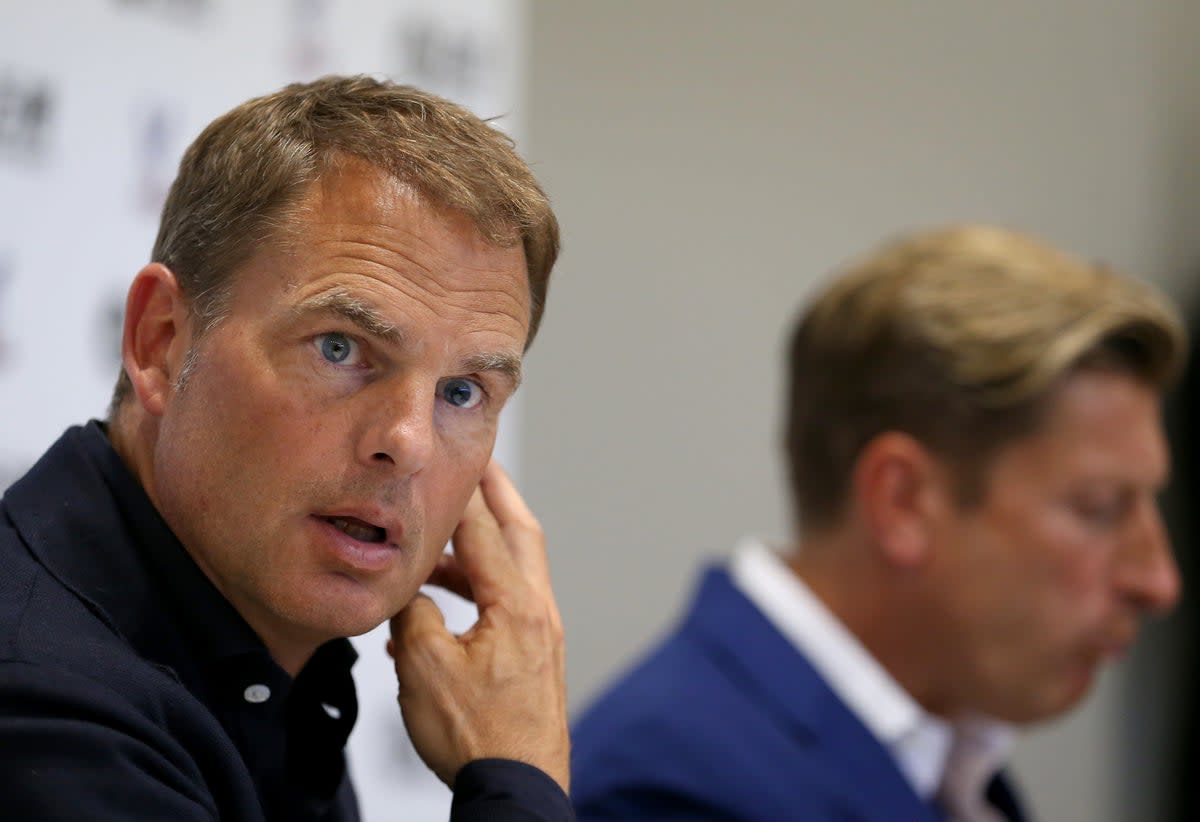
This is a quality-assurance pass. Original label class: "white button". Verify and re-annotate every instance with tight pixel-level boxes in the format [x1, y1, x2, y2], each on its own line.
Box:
[243, 684, 271, 704]
[321, 702, 342, 720]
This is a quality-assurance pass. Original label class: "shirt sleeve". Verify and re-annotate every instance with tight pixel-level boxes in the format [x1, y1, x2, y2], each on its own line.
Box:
[0, 659, 222, 821]
[451, 758, 575, 822]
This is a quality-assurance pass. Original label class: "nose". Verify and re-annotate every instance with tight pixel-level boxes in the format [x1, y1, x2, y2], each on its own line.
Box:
[1114, 498, 1181, 616]
[356, 380, 435, 477]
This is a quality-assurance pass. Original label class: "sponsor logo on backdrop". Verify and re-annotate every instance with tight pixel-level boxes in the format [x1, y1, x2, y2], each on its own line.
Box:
[113, 0, 211, 22]
[135, 102, 179, 216]
[0, 70, 53, 164]
[392, 15, 488, 106]
[287, 0, 332, 76]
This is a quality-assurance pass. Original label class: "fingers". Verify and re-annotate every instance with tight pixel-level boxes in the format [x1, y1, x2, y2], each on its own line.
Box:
[478, 461, 552, 590]
[389, 593, 454, 684]
[447, 461, 559, 646]
[383, 468, 570, 792]
[448, 457, 549, 604]
[390, 591, 446, 633]
[449, 485, 518, 607]
[478, 460, 536, 525]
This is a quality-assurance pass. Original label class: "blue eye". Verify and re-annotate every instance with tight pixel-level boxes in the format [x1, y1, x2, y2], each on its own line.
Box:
[318, 333, 354, 364]
[440, 378, 483, 409]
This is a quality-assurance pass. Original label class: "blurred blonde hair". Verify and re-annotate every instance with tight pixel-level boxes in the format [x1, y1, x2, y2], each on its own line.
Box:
[785, 224, 1186, 529]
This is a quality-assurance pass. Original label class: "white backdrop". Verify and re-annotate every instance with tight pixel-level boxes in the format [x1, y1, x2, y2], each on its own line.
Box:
[0, 1, 528, 819]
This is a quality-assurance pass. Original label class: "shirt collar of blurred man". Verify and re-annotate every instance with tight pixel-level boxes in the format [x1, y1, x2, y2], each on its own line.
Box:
[732, 538, 1015, 816]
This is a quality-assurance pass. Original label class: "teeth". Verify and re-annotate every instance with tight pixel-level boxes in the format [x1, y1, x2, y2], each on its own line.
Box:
[329, 517, 385, 543]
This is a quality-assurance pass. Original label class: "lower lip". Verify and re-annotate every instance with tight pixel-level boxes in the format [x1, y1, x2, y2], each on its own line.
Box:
[311, 516, 400, 573]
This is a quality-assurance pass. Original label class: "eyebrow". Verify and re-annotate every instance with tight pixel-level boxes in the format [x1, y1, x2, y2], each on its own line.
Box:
[296, 289, 401, 343]
[463, 351, 524, 390]
[295, 289, 523, 389]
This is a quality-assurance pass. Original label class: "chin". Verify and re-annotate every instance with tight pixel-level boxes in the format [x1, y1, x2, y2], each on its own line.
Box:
[1005, 678, 1095, 725]
[285, 577, 410, 641]
[301, 605, 391, 643]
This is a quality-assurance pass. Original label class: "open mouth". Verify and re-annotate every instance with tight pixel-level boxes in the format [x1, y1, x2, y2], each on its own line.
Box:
[319, 515, 387, 544]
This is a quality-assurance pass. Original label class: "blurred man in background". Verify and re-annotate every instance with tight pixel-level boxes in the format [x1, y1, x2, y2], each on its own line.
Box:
[0, 76, 571, 821]
[571, 225, 1185, 822]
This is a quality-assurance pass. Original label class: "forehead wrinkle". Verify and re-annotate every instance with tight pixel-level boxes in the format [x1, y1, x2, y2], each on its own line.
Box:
[309, 236, 437, 287]
[310, 235, 524, 317]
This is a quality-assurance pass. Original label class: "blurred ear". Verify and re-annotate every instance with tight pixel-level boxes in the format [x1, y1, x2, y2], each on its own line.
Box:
[121, 263, 193, 417]
[851, 432, 946, 568]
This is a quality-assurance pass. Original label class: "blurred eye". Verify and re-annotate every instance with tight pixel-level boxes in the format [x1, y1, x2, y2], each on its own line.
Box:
[440, 377, 483, 409]
[1078, 505, 1120, 527]
[316, 333, 358, 365]
[1072, 493, 1132, 529]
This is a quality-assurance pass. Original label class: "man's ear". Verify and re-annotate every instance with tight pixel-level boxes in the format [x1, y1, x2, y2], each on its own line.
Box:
[851, 432, 946, 568]
[121, 263, 192, 417]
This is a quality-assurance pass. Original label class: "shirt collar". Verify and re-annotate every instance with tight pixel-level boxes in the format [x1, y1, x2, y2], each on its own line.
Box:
[729, 537, 1013, 801]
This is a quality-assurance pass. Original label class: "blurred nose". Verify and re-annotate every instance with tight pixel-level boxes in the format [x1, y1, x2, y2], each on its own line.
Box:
[1115, 498, 1181, 616]
[356, 380, 435, 477]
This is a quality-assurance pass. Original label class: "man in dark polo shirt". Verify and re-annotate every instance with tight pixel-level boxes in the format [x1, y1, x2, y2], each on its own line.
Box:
[0, 76, 571, 821]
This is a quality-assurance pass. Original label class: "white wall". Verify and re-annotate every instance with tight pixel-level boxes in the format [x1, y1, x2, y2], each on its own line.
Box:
[523, 3, 1200, 820]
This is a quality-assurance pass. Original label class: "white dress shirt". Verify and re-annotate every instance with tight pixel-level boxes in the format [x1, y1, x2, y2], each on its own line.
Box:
[729, 538, 1014, 822]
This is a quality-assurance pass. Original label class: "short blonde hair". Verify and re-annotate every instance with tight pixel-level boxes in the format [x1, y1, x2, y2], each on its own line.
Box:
[112, 75, 558, 411]
[785, 224, 1186, 528]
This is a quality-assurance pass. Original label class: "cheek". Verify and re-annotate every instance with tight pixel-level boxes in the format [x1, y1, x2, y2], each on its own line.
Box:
[952, 514, 1080, 628]
[438, 450, 491, 510]
[423, 434, 495, 527]
[207, 345, 335, 451]
[166, 353, 314, 497]
[1001, 516, 1114, 645]
[1038, 513, 1112, 597]
[436, 407, 499, 467]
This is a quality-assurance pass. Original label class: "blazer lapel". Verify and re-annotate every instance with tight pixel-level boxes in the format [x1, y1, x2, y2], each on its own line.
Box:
[681, 567, 945, 821]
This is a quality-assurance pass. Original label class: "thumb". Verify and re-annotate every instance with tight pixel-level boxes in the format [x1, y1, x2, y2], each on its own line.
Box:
[390, 592, 449, 647]
[388, 594, 460, 688]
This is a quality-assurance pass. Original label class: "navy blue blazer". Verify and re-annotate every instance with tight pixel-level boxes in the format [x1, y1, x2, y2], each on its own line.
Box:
[571, 567, 1026, 821]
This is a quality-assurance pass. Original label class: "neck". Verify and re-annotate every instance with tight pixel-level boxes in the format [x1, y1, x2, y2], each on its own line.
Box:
[786, 528, 955, 718]
[107, 406, 157, 503]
